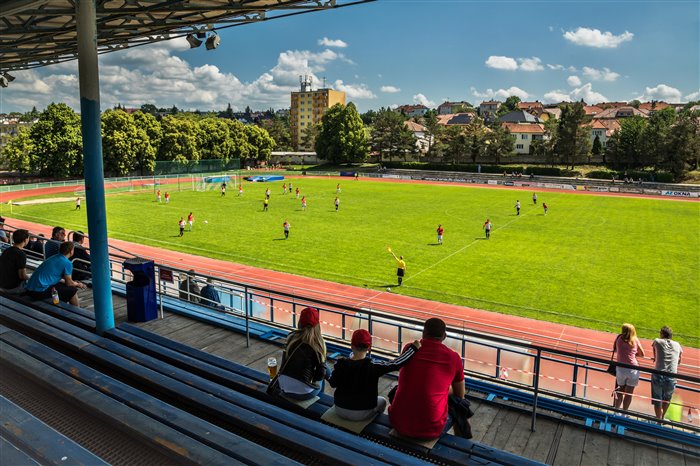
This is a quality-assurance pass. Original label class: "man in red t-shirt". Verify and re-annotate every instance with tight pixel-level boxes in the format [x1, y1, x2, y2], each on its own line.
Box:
[389, 318, 465, 439]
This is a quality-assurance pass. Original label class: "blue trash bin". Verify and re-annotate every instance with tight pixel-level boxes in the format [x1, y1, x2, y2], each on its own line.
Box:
[123, 258, 157, 322]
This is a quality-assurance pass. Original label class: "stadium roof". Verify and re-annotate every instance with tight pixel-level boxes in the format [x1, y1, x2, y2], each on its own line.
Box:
[0, 0, 373, 71]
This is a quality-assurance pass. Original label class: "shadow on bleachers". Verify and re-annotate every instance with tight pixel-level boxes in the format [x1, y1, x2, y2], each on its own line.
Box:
[0, 292, 544, 466]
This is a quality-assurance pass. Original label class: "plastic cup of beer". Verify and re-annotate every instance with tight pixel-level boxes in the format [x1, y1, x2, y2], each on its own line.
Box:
[267, 357, 278, 379]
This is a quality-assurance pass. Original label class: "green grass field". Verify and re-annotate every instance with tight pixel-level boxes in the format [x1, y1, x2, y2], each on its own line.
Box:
[6, 177, 700, 346]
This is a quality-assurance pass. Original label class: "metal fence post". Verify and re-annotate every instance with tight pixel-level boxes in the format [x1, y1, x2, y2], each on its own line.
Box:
[531, 348, 541, 432]
[244, 285, 250, 348]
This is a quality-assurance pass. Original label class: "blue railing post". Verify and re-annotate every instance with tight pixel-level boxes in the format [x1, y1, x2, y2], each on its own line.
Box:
[244, 285, 250, 348]
[571, 364, 579, 397]
[531, 348, 541, 432]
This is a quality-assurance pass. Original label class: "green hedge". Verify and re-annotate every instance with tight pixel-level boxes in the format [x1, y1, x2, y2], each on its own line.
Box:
[587, 170, 675, 182]
[382, 162, 585, 177]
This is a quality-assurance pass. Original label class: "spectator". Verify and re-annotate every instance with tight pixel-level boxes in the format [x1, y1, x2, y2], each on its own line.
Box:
[277, 307, 329, 401]
[329, 329, 420, 421]
[0, 217, 8, 243]
[25, 241, 87, 306]
[178, 270, 200, 303]
[0, 229, 30, 294]
[651, 326, 683, 420]
[389, 318, 472, 439]
[44, 226, 66, 258]
[613, 323, 646, 413]
[71, 231, 91, 281]
[199, 278, 223, 310]
[28, 234, 46, 258]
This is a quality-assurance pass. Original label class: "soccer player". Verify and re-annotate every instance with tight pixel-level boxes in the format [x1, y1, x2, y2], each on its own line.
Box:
[283, 220, 291, 239]
[515, 200, 520, 216]
[483, 219, 492, 239]
[75, 197, 81, 210]
[178, 217, 185, 236]
[265, 188, 271, 199]
[221, 185, 226, 196]
[263, 198, 269, 211]
[157, 189, 162, 203]
[389, 249, 406, 286]
[543, 202, 548, 215]
[436, 224, 444, 244]
[295, 187, 300, 199]
[301, 196, 307, 211]
[334, 196, 340, 211]
[165, 192, 170, 204]
[187, 212, 194, 231]
[336, 183, 341, 194]
[283, 183, 287, 194]
[238, 185, 243, 196]
[532, 192, 537, 205]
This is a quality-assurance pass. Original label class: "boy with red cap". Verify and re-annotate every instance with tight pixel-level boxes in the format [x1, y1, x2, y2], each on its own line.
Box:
[277, 307, 330, 401]
[328, 330, 420, 421]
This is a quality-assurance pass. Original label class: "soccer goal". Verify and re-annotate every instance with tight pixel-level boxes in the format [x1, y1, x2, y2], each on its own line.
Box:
[195, 172, 239, 192]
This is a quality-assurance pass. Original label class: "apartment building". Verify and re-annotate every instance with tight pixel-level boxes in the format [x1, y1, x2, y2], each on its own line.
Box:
[290, 76, 345, 150]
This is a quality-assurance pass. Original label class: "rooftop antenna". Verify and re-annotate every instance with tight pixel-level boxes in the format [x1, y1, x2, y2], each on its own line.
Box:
[322, 76, 326, 88]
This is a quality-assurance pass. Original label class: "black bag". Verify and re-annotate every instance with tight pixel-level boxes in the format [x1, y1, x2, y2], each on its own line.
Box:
[606, 335, 620, 376]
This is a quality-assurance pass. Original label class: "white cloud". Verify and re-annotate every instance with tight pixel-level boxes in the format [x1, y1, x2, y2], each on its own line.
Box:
[543, 90, 572, 103]
[2, 41, 360, 112]
[636, 84, 683, 103]
[567, 75, 582, 87]
[485, 55, 543, 71]
[333, 80, 376, 99]
[318, 37, 348, 48]
[563, 27, 634, 48]
[547, 64, 578, 72]
[548, 26, 554, 32]
[582, 66, 620, 82]
[685, 89, 700, 101]
[380, 85, 401, 93]
[518, 57, 544, 71]
[470, 86, 530, 100]
[543, 82, 607, 104]
[485, 56, 518, 71]
[413, 93, 435, 107]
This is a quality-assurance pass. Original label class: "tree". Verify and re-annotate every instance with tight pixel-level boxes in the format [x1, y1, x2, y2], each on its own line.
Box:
[197, 118, 232, 159]
[2, 127, 33, 176]
[554, 102, 590, 169]
[244, 125, 276, 162]
[158, 116, 201, 162]
[266, 115, 292, 151]
[224, 103, 234, 119]
[441, 126, 469, 165]
[29, 103, 83, 177]
[640, 107, 675, 168]
[591, 135, 603, 158]
[20, 106, 40, 122]
[101, 109, 140, 176]
[421, 110, 442, 156]
[360, 109, 378, 126]
[497, 95, 522, 116]
[315, 103, 369, 163]
[665, 110, 700, 177]
[628, 99, 641, 109]
[224, 119, 252, 160]
[371, 109, 416, 162]
[605, 116, 647, 168]
[300, 123, 320, 151]
[132, 111, 161, 174]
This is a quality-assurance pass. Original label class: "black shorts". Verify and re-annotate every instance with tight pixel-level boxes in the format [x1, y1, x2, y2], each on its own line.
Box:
[27, 282, 78, 302]
[397, 268, 405, 277]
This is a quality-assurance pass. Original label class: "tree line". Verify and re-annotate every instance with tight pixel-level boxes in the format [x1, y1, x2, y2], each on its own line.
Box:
[2, 103, 275, 178]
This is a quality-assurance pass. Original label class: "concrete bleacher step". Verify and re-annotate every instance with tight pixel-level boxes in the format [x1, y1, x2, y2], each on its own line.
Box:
[2, 293, 545, 466]
[0, 329, 290, 465]
[0, 395, 108, 466]
[0, 298, 430, 466]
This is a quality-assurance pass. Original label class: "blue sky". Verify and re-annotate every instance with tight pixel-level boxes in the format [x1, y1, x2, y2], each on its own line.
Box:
[2, 0, 699, 113]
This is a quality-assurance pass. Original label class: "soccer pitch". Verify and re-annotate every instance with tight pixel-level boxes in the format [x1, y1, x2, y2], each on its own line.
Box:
[8, 177, 700, 346]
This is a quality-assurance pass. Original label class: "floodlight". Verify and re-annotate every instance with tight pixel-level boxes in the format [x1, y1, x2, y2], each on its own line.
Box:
[205, 33, 221, 50]
[2, 72, 15, 82]
[196, 32, 206, 39]
[0, 76, 8, 88]
[186, 34, 202, 48]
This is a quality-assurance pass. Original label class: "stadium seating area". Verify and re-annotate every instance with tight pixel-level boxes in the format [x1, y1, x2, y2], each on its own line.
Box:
[0, 292, 545, 465]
